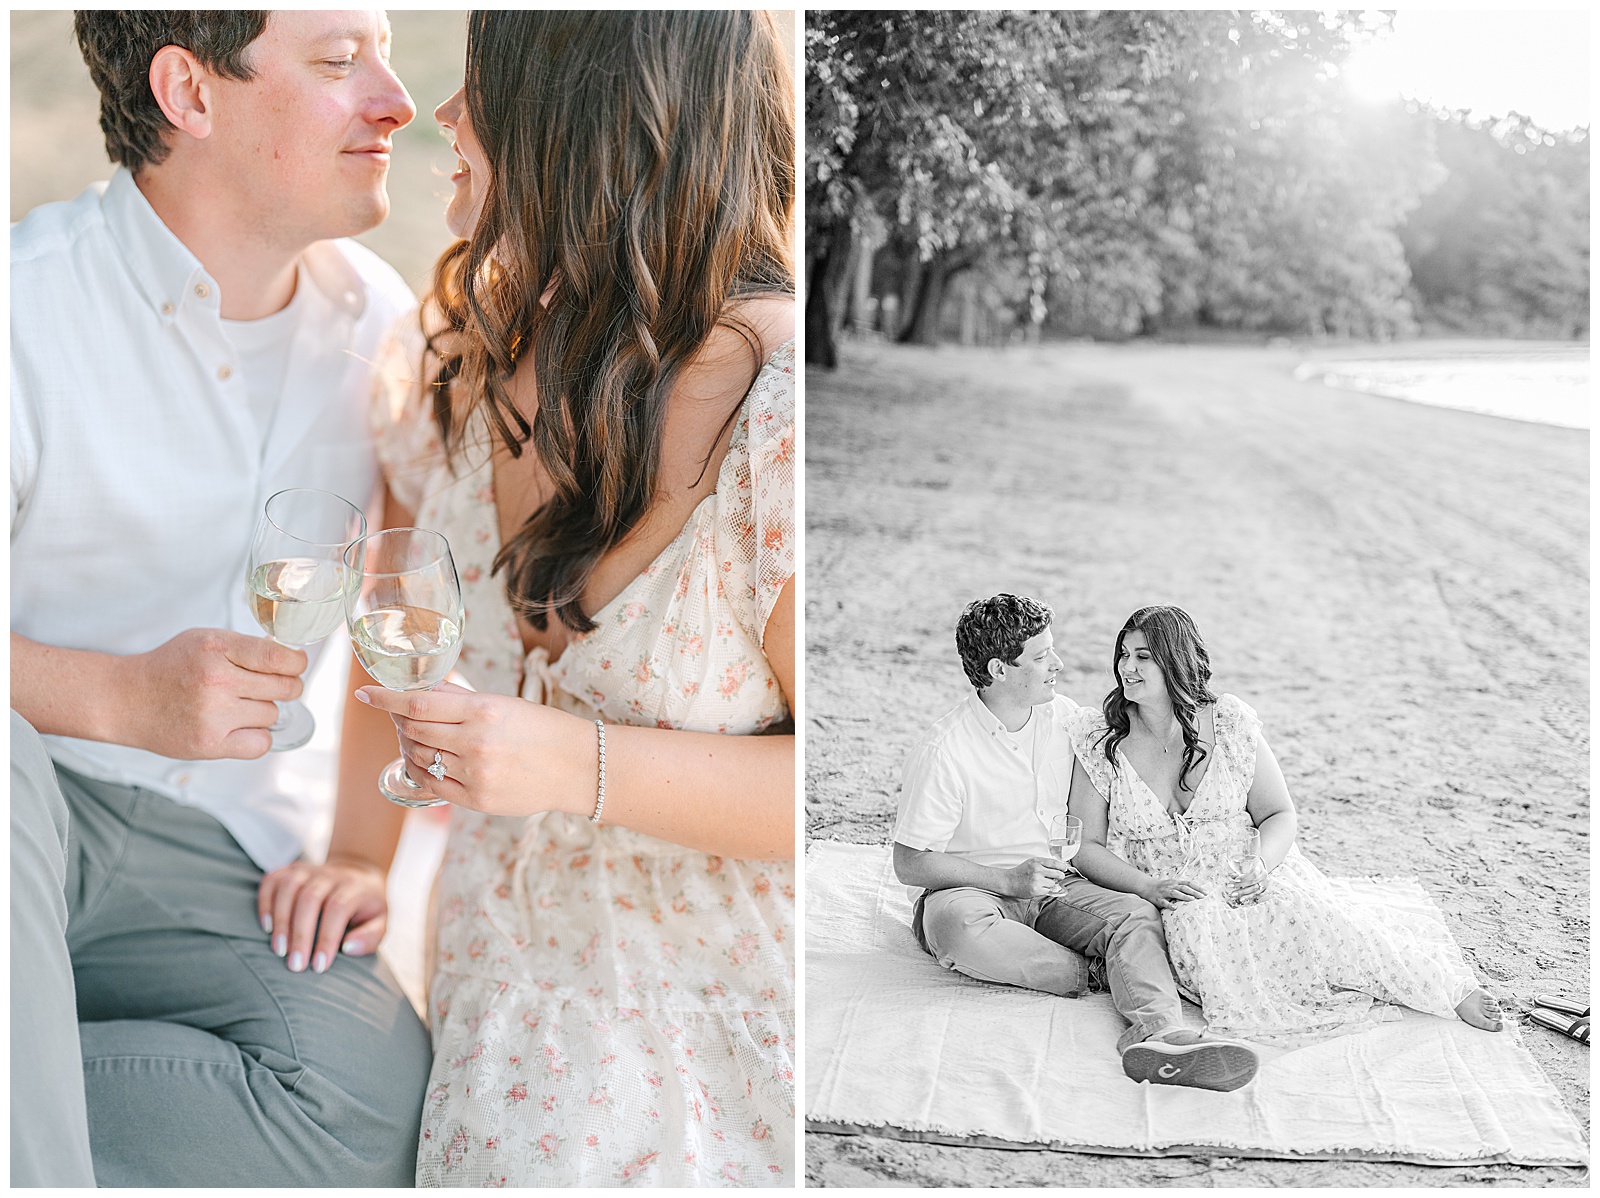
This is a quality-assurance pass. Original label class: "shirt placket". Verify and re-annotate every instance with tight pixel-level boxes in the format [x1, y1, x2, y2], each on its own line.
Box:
[174, 269, 256, 461]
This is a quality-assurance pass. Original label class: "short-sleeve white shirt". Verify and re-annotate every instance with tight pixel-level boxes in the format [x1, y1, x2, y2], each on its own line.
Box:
[894, 692, 1082, 880]
[10, 168, 416, 871]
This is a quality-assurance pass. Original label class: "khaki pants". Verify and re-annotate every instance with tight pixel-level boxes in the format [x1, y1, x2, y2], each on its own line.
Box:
[915, 876, 1185, 1054]
[10, 711, 431, 1187]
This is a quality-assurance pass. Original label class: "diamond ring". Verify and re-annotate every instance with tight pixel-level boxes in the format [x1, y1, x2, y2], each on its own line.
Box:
[427, 750, 447, 781]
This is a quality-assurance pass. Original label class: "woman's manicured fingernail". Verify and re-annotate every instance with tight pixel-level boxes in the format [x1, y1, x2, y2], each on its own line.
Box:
[354, 688, 373, 705]
[260, 913, 272, 934]
[288, 951, 305, 973]
[342, 938, 363, 955]
[273, 934, 287, 957]
[312, 952, 328, 974]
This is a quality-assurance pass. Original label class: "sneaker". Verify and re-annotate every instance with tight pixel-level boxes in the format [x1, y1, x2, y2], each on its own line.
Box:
[1121, 1030, 1258, 1092]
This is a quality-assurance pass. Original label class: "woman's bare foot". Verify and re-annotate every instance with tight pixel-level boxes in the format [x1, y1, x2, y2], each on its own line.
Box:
[1455, 988, 1504, 1031]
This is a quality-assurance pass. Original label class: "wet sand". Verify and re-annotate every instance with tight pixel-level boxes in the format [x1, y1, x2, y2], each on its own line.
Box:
[803, 340, 1589, 1186]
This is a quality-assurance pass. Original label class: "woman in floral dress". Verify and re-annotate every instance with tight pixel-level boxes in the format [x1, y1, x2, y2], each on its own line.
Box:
[1063, 606, 1503, 1047]
[334, 12, 794, 1185]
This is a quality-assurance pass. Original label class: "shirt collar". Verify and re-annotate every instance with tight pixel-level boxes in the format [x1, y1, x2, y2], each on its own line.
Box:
[101, 167, 215, 326]
[101, 166, 367, 325]
[966, 690, 1036, 739]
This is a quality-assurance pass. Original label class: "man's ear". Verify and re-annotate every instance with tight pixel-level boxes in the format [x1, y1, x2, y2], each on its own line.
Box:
[986, 657, 1005, 683]
[149, 45, 215, 142]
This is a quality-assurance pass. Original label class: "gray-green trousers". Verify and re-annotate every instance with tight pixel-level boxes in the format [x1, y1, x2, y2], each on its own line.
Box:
[10, 710, 431, 1187]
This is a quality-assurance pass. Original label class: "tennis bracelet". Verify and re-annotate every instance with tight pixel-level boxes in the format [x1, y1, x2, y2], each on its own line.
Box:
[589, 719, 607, 824]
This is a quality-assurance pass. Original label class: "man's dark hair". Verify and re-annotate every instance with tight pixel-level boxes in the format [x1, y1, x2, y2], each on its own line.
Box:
[73, 11, 270, 175]
[955, 594, 1054, 689]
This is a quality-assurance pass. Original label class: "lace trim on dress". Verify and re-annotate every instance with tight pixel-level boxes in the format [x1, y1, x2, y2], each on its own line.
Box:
[720, 340, 795, 645]
[1214, 694, 1263, 785]
[369, 318, 442, 515]
[1067, 707, 1116, 800]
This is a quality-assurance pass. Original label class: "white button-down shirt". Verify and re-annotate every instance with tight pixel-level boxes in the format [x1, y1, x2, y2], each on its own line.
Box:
[894, 692, 1081, 878]
[11, 168, 416, 871]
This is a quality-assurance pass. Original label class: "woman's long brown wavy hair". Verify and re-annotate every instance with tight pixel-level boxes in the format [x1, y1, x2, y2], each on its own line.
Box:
[1099, 606, 1219, 793]
[424, 10, 795, 632]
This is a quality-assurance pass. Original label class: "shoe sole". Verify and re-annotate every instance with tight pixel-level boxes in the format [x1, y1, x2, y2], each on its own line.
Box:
[1121, 1040, 1259, 1092]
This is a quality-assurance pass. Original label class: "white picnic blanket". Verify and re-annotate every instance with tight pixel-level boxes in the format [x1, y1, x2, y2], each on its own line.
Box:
[805, 841, 1588, 1166]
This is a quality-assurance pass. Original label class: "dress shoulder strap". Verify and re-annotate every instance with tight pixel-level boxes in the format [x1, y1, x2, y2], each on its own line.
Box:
[1067, 706, 1117, 800]
[1215, 694, 1263, 787]
[719, 341, 795, 644]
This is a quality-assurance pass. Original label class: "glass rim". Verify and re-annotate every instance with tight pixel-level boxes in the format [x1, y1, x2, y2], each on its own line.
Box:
[343, 526, 454, 577]
[263, 487, 367, 550]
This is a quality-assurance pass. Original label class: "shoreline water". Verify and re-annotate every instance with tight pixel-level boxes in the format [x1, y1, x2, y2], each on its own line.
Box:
[1293, 345, 1590, 430]
[805, 339, 1589, 1187]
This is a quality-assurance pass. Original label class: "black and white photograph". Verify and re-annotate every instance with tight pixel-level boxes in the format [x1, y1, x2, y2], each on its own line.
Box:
[803, 8, 1589, 1186]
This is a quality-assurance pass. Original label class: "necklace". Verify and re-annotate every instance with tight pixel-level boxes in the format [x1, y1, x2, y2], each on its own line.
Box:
[1136, 713, 1183, 754]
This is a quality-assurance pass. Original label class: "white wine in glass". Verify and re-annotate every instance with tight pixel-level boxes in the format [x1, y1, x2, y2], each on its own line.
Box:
[1049, 813, 1083, 863]
[1225, 825, 1264, 907]
[350, 605, 463, 691]
[246, 488, 365, 751]
[344, 527, 465, 808]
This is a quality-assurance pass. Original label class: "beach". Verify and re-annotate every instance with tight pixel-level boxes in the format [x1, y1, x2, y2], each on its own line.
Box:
[803, 339, 1590, 1186]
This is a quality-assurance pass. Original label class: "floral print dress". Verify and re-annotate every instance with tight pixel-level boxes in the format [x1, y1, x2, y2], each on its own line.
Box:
[1066, 695, 1479, 1047]
[373, 335, 796, 1186]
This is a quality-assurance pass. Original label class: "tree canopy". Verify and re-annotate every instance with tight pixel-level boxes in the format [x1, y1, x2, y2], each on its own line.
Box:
[806, 10, 1590, 362]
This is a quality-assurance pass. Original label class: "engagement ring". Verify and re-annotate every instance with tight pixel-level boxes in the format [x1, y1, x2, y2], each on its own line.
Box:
[427, 751, 447, 781]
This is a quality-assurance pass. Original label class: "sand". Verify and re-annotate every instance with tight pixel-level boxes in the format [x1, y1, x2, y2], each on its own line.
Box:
[803, 339, 1590, 1186]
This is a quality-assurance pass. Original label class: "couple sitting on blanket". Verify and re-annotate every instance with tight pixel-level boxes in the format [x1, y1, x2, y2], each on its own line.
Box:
[894, 595, 1503, 1093]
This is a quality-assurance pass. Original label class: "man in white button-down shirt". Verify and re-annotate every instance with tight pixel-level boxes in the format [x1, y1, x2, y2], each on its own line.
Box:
[893, 594, 1259, 1092]
[11, 11, 431, 1186]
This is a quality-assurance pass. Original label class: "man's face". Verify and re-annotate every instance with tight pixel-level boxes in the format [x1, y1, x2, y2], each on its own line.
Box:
[204, 10, 415, 244]
[989, 626, 1062, 707]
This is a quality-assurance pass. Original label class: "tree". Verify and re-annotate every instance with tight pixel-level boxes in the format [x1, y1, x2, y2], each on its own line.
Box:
[806, 9, 1588, 357]
[1400, 112, 1589, 337]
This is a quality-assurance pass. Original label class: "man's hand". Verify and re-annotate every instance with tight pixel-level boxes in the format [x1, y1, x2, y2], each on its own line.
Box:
[258, 856, 388, 974]
[119, 629, 308, 760]
[1141, 877, 1208, 909]
[1002, 856, 1070, 898]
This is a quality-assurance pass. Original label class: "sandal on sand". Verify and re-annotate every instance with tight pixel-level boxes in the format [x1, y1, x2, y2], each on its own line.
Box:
[1530, 1007, 1590, 1045]
[1121, 1035, 1259, 1092]
[1533, 995, 1589, 1019]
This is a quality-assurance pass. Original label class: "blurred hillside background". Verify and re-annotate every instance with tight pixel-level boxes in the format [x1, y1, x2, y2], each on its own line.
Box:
[805, 10, 1591, 366]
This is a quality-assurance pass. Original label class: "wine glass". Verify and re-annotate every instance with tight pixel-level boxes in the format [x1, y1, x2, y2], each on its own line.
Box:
[1049, 814, 1082, 864]
[246, 488, 366, 751]
[343, 527, 465, 808]
[1225, 825, 1264, 907]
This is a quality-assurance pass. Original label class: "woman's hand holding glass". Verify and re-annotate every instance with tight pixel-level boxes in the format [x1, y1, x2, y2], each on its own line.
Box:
[1224, 825, 1268, 906]
[343, 528, 466, 807]
[354, 682, 598, 820]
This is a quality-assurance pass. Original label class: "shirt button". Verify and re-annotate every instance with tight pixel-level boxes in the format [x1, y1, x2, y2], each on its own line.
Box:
[217, 365, 233, 381]
[194, 282, 210, 299]
[160, 301, 174, 315]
